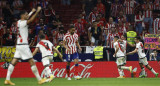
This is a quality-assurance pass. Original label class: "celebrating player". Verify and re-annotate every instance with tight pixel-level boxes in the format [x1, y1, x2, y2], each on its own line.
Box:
[127, 36, 159, 77]
[113, 36, 133, 78]
[63, 25, 82, 80]
[32, 34, 63, 82]
[4, 7, 47, 85]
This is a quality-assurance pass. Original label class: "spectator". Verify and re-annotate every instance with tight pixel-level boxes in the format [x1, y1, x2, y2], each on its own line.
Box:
[116, 11, 127, 23]
[88, 7, 99, 23]
[35, 18, 47, 35]
[34, 30, 49, 45]
[142, 0, 153, 33]
[44, 4, 56, 23]
[102, 0, 112, 21]
[0, 16, 6, 38]
[2, 28, 16, 46]
[90, 22, 102, 46]
[40, 0, 49, 9]
[28, 28, 35, 47]
[53, 40, 65, 62]
[123, 17, 131, 30]
[153, 0, 160, 14]
[12, 0, 23, 18]
[124, 0, 138, 22]
[117, 20, 127, 37]
[104, 17, 115, 45]
[135, 10, 144, 36]
[61, 0, 71, 5]
[97, 0, 105, 16]
[0, 0, 7, 16]
[55, 27, 65, 43]
[10, 19, 18, 34]
[82, 0, 96, 20]
[111, 0, 123, 21]
[150, 49, 157, 61]
[30, 0, 40, 8]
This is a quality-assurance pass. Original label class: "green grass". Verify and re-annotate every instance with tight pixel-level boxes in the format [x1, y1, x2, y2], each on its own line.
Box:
[0, 78, 160, 86]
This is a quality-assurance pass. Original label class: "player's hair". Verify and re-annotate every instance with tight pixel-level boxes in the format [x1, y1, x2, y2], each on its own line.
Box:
[114, 36, 119, 39]
[135, 36, 141, 40]
[69, 24, 75, 29]
[20, 10, 27, 16]
[39, 34, 45, 39]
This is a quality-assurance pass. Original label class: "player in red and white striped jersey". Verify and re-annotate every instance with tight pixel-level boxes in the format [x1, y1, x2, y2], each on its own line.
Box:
[142, 0, 153, 33]
[63, 25, 82, 80]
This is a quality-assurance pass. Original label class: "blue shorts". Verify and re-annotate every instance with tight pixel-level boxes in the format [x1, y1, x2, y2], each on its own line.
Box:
[65, 53, 79, 62]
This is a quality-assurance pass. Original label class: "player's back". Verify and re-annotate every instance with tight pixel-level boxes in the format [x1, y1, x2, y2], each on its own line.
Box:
[36, 40, 54, 57]
[114, 41, 125, 57]
[136, 42, 146, 58]
[17, 20, 28, 44]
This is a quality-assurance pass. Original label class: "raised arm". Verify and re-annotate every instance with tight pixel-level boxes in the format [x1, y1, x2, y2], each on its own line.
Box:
[27, 7, 41, 24]
[127, 48, 138, 55]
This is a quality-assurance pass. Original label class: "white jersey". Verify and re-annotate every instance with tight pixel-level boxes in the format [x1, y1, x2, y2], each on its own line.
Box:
[17, 20, 28, 44]
[114, 41, 125, 57]
[36, 40, 54, 57]
[136, 42, 146, 58]
[122, 40, 127, 54]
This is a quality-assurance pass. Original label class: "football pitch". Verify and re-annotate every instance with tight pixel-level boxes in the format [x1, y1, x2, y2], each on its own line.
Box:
[0, 78, 160, 86]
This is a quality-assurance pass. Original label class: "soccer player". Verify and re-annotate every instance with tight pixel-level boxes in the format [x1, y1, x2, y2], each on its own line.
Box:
[4, 7, 47, 85]
[32, 34, 63, 82]
[127, 36, 159, 77]
[113, 36, 132, 78]
[63, 25, 82, 80]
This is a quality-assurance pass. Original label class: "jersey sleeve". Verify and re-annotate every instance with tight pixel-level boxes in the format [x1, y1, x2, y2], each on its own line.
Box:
[36, 43, 40, 48]
[136, 44, 140, 49]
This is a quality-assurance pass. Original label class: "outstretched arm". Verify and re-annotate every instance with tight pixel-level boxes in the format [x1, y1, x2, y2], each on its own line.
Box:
[127, 48, 138, 55]
[32, 47, 39, 56]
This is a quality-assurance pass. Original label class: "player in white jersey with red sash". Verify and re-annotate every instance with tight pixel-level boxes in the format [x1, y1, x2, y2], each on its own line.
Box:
[32, 34, 63, 82]
[127, 36, 159, 78]
[63, 25, 82, 80]
[113, 36, 133, 78]
[4, 7, 47, 85]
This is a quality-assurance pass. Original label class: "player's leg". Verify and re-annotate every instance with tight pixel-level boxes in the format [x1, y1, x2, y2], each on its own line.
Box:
[65, 54, 71, 80]
[139, 63, 146, 78]
[4, 58, 19, 85]
[117, 65, 125, 78]
[28, 58, 46, 84]
[119, 57, 132, 72]
[42, 57, 55, 82]
[73, 53, 81, 80]
[142, 57, 159, 77]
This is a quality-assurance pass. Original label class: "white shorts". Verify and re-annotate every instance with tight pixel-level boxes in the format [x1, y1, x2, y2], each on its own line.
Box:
[42, 56, 53, 66]
[14, 45, 33, 60]
[116, 57, 126, 66]
[139, 57, 148, 66]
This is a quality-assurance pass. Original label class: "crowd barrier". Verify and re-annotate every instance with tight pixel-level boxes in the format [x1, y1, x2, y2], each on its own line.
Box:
[0, 61, 160, 78]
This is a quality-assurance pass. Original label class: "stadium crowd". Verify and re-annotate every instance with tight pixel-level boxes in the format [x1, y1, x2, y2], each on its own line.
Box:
[0, 0, 160, 57]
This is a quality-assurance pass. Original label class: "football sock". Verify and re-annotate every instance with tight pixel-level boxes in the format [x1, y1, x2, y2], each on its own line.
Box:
[150, 68, 157, 75]
[6, 64, 14, 80]
[31, 65, 41, 81]
[121, 66, 129, 70]
[141, 67, 145, 75]
[75, 64, 79, 76]
[118, 68, 124, 76]
[66, 65, 70, 77]
[45, 67, 52, 77]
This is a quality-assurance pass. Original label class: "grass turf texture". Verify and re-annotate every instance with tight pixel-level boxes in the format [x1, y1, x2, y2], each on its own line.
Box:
[0, 78, 160, 86]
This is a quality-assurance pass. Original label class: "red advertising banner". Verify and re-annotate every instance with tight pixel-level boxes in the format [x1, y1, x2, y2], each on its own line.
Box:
[0, 61, 160, 78]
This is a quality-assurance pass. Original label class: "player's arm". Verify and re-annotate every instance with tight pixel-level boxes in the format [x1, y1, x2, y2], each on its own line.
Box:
[127, 42, 136, 47]
[76, 40, 82, 51]
[126, 48, 138, 55]
[53, 47, 63, 61]
[63, 40, 70, 51]
[27, 8, 36, 19]
[27, 6, 41, 24]
[32, 47, 39, 56]
[114, 45, 119, 57]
